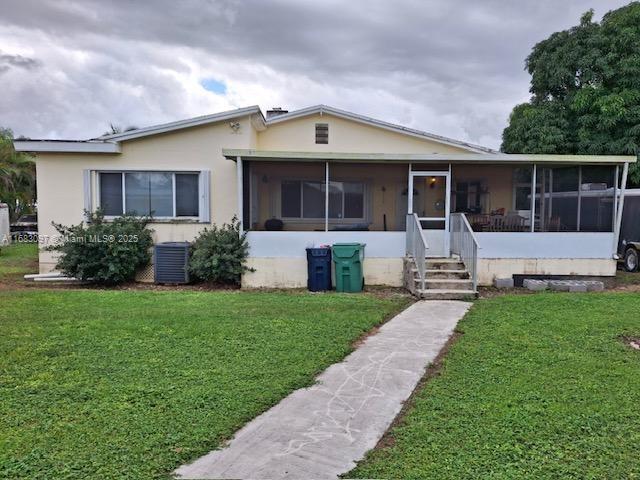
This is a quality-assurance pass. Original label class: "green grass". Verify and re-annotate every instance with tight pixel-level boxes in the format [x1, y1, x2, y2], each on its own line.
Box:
[0, 242, 38, 279]
[615, 269, 640, 286]
[0, 289, 408, 479]
[350, 293, 640, 479]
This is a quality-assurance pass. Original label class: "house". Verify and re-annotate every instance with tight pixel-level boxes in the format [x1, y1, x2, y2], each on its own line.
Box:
[14, 105, 635, 296]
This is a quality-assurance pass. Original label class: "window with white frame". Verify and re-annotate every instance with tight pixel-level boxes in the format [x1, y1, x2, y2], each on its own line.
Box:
[280, 180, 365, 220]
[98, 171, 200, 218]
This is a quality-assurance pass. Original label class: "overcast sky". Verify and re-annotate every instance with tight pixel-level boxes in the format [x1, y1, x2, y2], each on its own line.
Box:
[0, 0, 632, 149]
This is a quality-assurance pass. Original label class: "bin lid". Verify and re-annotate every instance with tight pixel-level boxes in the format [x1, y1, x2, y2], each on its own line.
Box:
[331, 243, 365, 258]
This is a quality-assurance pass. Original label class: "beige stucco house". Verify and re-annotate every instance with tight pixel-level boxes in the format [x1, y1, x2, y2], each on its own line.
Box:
[14, 105, 635, 295]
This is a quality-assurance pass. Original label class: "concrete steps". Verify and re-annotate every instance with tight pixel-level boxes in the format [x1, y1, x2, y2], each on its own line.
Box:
[408, 257, 477, 300]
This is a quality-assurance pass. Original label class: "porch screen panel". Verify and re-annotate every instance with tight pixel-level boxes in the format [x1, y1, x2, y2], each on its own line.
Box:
[547, 166, 579, 231]
[281, 181, 301, 218]
[329, 163, 406, 231]
[579, 166, 615, 232]
[302, 181, 325, 218]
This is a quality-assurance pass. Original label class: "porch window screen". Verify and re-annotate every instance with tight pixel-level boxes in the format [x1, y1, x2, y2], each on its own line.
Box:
[281, 180, 365, 219]
[532, 165, 615, 232]
[99, 171, 200, 218]
[513, 168, 533, 211]
[579, 166, 615, 232]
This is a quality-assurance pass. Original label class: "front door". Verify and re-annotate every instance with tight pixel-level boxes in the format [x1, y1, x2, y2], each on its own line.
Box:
[408, 171, 451, 257]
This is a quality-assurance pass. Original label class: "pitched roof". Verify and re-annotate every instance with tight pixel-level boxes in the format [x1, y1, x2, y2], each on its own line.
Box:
[96, 105, 263, 141]
[14, 104, 496, 154]
[265, 105, 496, 153]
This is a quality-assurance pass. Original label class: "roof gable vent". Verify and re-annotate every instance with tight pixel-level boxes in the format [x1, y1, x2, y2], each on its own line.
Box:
[315, 123, 328, 144]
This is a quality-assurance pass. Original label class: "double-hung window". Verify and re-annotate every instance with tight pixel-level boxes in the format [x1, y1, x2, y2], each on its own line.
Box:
[98, 171, 200, 218]
[280, 180, 365, 220]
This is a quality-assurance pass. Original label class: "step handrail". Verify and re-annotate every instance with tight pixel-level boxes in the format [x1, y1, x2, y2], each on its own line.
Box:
[406, 213, 428, 289]
[450, 213, 480, 292]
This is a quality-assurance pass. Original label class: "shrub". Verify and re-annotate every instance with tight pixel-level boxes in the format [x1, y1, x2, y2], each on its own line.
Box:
[188, 217, 252, 284]
[49, 210, 153, 285]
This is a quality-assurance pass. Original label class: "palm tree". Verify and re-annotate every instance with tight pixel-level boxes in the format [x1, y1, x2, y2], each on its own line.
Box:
[0, 129, 36, 221]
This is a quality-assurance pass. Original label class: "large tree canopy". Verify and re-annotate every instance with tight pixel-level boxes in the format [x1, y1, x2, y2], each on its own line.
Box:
[502, 3, 640, 183]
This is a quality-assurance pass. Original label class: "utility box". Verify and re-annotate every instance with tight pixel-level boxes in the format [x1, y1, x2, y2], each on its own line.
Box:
[332, 243, 365, 293]
[154, 242, 190, 284]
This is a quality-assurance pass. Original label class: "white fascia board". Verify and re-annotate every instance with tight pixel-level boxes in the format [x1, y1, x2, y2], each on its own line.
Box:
[264, 105, 496, 154]
[98, 105, 263, 141]
[14, 140, 121, 154]
[222, 149, 636, 164]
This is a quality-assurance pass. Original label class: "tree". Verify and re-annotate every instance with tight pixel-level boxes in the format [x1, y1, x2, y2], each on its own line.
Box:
[0, 128, 36, 221]
[502, 3, 640, 184]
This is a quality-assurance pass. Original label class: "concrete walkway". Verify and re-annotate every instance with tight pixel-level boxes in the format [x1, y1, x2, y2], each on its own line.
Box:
[175, 300, 471, 479]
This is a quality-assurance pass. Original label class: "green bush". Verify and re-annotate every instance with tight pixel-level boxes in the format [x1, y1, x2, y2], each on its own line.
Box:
[188, 217, 252, 284]
[49, 210, 153, 285]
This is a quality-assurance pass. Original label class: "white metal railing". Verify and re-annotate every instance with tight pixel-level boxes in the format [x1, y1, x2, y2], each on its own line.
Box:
[406, 213, 428, 289]
[450, 213, 480, 292]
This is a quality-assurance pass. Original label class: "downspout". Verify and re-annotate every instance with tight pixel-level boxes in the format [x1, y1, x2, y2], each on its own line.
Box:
[612, 162, 629, 258]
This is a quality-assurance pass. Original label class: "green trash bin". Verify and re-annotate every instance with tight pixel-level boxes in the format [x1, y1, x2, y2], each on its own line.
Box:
[332, 243, 366, 292]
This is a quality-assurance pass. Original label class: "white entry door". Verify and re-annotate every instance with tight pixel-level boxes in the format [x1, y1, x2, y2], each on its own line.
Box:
[408, 170, 451, 257]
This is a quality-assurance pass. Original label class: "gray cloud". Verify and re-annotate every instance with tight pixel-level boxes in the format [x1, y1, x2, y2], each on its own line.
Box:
[0, 0, 632, 147]
[0, 52, 41, 74]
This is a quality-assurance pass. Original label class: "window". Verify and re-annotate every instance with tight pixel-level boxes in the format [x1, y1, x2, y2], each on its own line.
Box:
[315, 123, 328, 144]
[99, 172, 200, 218]
[454, 181, 481, 213]
[280, 180, 365, 220]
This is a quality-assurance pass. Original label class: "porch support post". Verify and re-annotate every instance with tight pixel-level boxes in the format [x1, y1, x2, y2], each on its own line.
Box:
[530, 164, 537, 232]
[613, 162, 628, 258]
[324, 161, 329, 232]
[445, 163, 451, 255]
[613, 165, 620, 230]
[236, 156, 243, 234]
[577, 166, 582, 231]
[407, 163, 413, 214]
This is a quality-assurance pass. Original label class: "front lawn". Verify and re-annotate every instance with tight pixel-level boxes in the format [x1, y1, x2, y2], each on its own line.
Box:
[0, 242, 38, 281]
[350, 293, 640, 479]
[0, 289, 408, 479]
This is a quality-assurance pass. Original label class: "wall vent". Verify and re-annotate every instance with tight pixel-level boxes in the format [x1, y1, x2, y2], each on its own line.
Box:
[315, 123, 329, 144]
[154, 242, 190, 284]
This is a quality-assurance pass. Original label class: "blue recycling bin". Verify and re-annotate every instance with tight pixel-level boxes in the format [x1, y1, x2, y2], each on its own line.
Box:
[306, 247, 332, 291]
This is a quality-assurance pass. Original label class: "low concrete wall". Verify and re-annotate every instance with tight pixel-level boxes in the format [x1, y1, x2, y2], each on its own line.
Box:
[477, 258, 616, 286]
[242, 257, 403, 288]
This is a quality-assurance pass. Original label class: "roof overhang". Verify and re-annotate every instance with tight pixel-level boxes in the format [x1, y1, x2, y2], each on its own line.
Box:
[98, 105, 263, 141]
[223, 149, 636, 165]
[14, 140, 121, 154]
